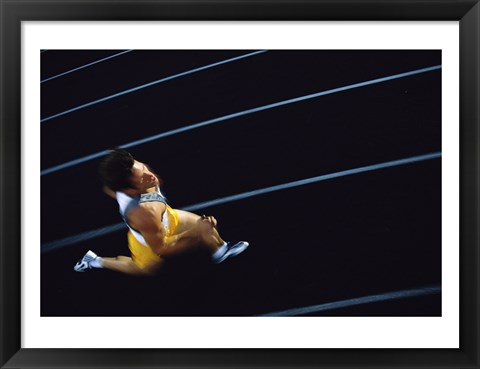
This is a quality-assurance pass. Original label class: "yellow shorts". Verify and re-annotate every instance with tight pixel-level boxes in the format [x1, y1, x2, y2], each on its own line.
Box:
[127, 205, 179, 268]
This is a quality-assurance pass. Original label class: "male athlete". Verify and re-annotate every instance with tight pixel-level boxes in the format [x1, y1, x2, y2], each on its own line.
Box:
[74, 149, 249, 276]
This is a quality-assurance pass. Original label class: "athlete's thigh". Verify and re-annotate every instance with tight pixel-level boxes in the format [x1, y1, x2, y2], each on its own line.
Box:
[174, 209, 202, 234]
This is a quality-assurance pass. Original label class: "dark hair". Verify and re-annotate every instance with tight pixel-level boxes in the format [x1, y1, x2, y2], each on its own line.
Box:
[98, 149, 135, 191]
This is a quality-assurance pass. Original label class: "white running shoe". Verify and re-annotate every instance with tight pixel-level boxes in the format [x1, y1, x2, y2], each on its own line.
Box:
[73, 250, 98, 272]
[213, 241, 250, 264]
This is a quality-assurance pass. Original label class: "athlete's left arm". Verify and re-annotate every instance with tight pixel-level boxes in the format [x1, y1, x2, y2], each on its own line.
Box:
[103, 186, 116, 199]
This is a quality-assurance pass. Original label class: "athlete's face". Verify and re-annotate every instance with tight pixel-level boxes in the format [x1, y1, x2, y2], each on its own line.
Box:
[129, 160, 159, 191]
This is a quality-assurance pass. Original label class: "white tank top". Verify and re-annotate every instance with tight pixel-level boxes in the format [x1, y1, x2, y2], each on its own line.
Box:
[116, 187, 169, 246]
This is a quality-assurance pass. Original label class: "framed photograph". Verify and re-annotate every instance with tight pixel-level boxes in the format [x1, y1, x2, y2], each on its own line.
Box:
[1, 0, 479, 368]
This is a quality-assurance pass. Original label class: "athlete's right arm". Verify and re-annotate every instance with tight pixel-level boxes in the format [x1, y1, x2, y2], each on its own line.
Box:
[129, 205, 167, 256]
[130, 204, 215, 258]
[140, 223, 166, 256]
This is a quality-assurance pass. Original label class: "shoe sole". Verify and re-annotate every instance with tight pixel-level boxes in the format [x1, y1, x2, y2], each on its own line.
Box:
[214, 241, 249, 264]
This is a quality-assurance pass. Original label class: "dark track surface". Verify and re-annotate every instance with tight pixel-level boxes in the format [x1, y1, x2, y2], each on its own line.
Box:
[41, 50, 441, 316]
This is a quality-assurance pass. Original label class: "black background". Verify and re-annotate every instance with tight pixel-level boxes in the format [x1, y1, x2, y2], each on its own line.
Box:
[40, 50, 441, 316]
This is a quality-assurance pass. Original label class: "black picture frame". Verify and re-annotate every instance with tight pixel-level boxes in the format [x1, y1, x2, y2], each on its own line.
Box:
[1, 1, 479, 368]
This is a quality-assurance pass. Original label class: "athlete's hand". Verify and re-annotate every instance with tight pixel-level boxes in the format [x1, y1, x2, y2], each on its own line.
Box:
[201, 214, 218, 228]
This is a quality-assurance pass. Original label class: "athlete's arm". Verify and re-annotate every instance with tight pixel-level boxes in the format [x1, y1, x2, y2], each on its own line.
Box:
[129, 204, 214, 258]
[103, 186, 117, 199]
[129, 204, 167, 255]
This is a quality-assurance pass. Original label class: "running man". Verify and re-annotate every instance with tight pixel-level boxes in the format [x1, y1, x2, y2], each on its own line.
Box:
[74, 149, 249, 276]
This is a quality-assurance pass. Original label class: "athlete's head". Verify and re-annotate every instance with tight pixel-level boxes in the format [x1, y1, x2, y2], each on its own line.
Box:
[99, 149, 159, 192]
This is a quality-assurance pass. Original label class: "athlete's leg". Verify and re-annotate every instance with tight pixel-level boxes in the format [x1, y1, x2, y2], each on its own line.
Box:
[173, 209, 225, 252]
[100, 255, 163, 276]
[73, 250, 163, 275]
[171, 211, 249, 263]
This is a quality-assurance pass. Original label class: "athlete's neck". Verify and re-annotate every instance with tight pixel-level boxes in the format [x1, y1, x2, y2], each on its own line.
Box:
[144, 185, 157, 193]
[122, 185, 157, 197]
